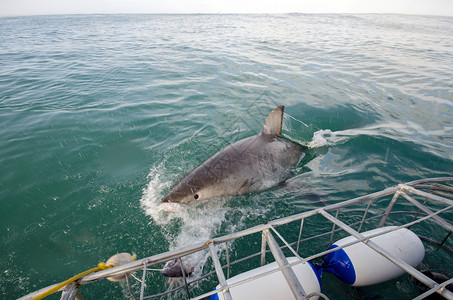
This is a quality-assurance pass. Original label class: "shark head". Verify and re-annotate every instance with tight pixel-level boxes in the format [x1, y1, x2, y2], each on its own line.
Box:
[160, 171, 219, 204]
[160, 182, 201, 204]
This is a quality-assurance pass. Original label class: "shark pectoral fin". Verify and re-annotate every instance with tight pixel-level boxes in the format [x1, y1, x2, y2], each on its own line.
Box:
[261, 106, 284, 136]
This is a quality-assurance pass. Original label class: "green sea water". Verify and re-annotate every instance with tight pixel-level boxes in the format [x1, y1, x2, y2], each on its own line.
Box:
[1, 14, 452, 299]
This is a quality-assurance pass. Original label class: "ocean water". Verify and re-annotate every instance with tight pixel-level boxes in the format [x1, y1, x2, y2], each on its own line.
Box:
[0, 14, 452, 299]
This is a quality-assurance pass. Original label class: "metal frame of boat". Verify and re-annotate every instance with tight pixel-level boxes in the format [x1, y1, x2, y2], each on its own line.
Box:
[20, 177, 453, 300]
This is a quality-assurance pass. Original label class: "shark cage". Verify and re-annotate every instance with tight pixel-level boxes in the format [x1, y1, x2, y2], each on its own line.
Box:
[20, 177, 453, 300]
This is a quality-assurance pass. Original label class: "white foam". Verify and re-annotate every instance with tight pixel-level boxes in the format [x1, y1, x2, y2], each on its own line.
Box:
[308, 129, 352, 148]
[159, 202, 182, 213]
[308, 129, 332, 148]
[140, 163, 175, 224]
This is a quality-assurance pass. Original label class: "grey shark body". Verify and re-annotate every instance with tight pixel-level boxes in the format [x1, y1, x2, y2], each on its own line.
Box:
[161, 106, 306, 204]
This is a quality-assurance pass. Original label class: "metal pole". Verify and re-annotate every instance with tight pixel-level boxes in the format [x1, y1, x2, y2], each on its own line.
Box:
[405, 177, 453, 186]
[208, 242, 233, 300]
[378, 191, 400, 227]
[357, 199, 373, 233]
[328, 209, 339, 247]
[413, 278, 453, 300]
[296, 218, 304, 254]
[402, 183, 453, 204]
[60, 282, 78, 300]
[140, 260, 147, 300]
[399, 191, 453, 232]
[269, 225, 303, 261]
[225, 241, 231, 279]
[125, 276, 138, 300]
[265, 229, 306, 300]
[178, 257, 191, 299]
[260, 230, 267, 266]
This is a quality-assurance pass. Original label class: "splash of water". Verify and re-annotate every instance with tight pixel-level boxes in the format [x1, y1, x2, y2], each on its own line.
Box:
[141, 164, 229, 238]
[307, 129, 353, 148]
[140, 162, 233, 282]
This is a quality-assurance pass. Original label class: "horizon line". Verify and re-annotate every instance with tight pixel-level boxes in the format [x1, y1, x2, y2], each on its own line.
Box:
[1, 11, 452, 18]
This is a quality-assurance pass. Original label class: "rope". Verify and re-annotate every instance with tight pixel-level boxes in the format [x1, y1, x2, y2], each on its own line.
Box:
[32, 262, 112, 300]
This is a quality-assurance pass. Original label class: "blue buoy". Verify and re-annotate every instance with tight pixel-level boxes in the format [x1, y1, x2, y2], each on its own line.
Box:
[319, 226, 425, 286]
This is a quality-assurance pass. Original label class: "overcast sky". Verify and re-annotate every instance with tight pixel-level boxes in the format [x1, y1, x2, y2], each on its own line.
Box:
[1, 0, 453, 17]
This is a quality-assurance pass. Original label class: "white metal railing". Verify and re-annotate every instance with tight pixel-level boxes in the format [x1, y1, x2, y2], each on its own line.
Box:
[19, 177, 453, 300]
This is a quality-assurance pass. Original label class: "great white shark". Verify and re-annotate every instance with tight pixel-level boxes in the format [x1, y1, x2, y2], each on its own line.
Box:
[161, 106, 307, 204]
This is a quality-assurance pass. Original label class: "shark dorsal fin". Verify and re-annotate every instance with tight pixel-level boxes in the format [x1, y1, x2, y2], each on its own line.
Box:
[261, 106, 284, 136]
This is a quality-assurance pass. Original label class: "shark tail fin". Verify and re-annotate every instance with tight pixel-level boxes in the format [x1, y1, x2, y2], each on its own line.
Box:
[261, 106, 284, 136]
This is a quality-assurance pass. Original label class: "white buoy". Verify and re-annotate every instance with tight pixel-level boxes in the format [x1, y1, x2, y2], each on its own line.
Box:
[210, 257, 321, 300]
[322, 226, 425, 286]
[105, 253, 135, 282]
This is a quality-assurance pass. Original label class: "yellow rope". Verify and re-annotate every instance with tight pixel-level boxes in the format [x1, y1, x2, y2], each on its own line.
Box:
[32, 262, 112, 300]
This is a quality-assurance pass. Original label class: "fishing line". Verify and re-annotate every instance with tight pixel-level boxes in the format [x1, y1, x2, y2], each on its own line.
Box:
[284, 113, 309, 128]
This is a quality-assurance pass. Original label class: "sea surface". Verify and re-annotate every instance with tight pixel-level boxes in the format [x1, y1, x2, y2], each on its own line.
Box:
[1, 14, 452, 299]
